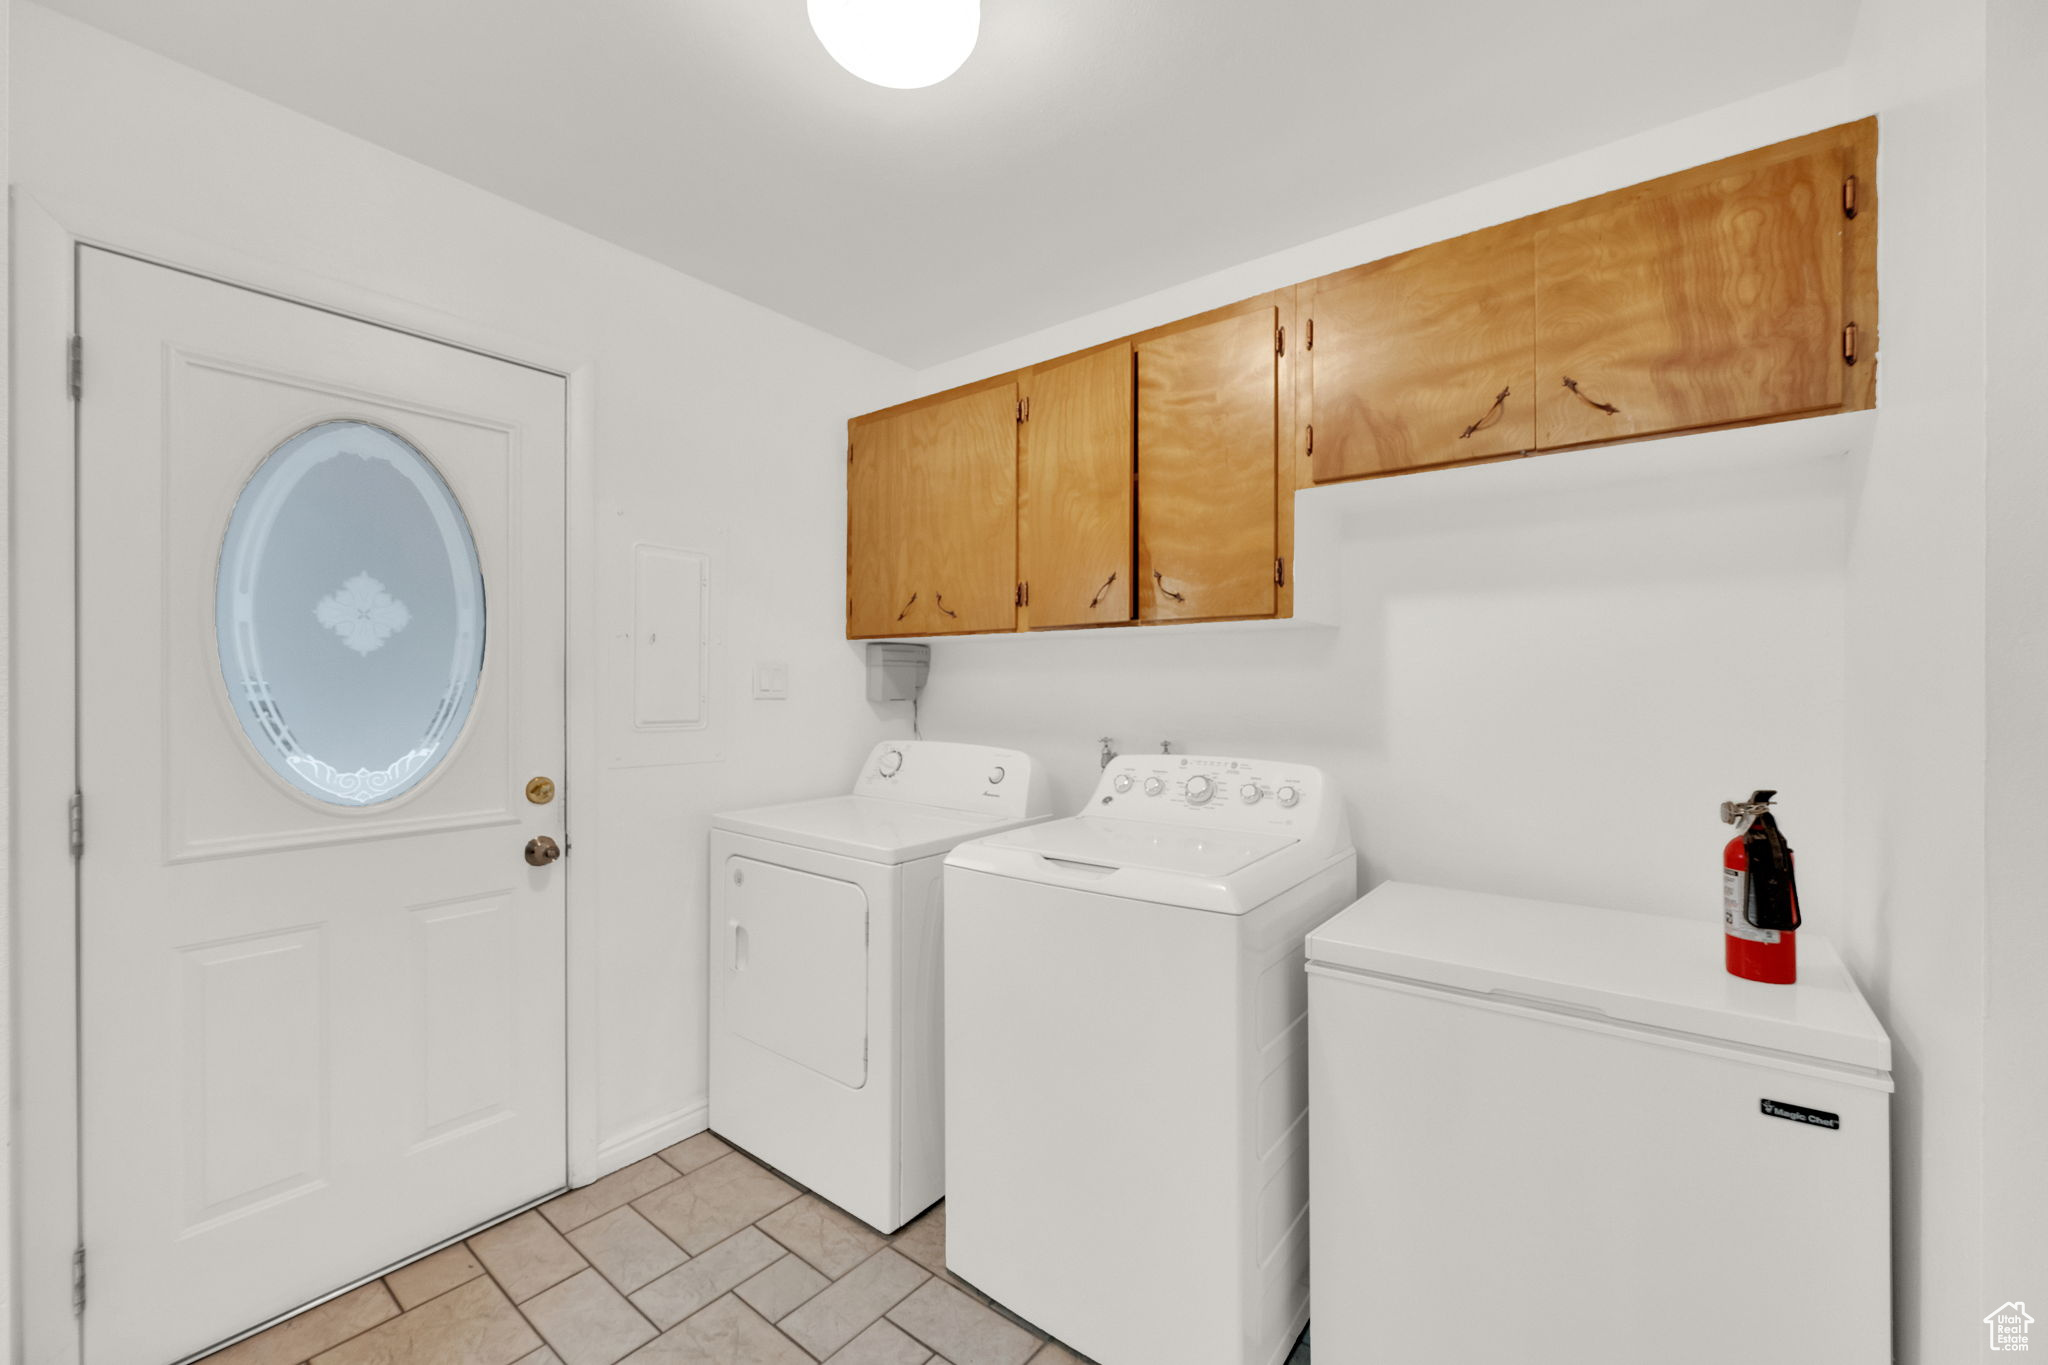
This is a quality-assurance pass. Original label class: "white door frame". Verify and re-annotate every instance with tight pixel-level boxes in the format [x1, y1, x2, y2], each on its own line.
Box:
[8, 188, 608, 1364]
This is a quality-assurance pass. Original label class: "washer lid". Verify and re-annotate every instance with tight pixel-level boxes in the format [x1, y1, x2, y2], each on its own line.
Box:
[946, 815, 1346, 915]
[1305, 881, 1891, 1073]
[714, 795, 1042, 864]
[976, 817, 1296, 879]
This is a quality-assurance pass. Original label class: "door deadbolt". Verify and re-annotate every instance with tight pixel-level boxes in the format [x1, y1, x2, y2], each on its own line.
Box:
[524, 835, 562, 867]
[526, 776, 557, 804]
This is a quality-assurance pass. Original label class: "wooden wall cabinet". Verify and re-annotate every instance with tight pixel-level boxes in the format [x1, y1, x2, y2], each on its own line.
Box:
[1137, 308, 1281, 622]
[845, 119, 1875, 638]
[846, 381, 1018, 638]
[1305, 117, 1875, 486]
[1307, 219, 1536, 482]
[1535, 135, 1865, 448]
[1018, 345, 1135, 629]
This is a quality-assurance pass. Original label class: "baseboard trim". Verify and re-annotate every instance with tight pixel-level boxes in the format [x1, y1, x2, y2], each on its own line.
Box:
[591, 1101, 709, 1178]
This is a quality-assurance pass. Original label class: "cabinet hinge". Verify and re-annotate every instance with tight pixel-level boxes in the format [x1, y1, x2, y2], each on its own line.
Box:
[72, 1246, 85, 1316]
[68, 335, 83, 401]
[1015, 581, 1029, 607]
[1016, 396, 1030, 423]
[68, 792, 84, 860]
[1275, 325, 1286, 357]
[1305, 318, 1314, 351]
[1275, 557, 1286, 587]
[1842, 175, 1859, 220]
[1842, 322, 1860, 366]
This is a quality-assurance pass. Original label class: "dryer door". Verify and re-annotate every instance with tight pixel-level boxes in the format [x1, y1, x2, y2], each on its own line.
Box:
[723, 856, 870, 1087]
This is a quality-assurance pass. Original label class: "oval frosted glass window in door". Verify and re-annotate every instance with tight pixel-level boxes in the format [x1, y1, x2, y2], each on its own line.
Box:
[216, 420, 486, 806]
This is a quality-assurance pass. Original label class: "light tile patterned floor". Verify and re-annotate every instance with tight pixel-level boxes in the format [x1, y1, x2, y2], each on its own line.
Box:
[198, 1133, 1100, 1365]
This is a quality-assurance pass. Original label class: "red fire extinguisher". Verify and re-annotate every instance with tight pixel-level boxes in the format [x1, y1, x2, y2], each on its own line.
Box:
[1721, 790, 1801, 984]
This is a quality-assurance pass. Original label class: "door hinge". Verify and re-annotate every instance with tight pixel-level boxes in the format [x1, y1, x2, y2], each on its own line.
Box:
[1842, 175, 1859, 220]
[72, 1246, 85, 1315]
[68, 335, 83, 401]
[1275, 557, 1286, 587]
[1305, 318, 1314, 351]
[1015, 581, 1029, 607]
[1275, 325, 1286, 357]
[68, 792, 84, 859]
[1842, 322, 1860, 366]
[1016, 396, 1030, 423]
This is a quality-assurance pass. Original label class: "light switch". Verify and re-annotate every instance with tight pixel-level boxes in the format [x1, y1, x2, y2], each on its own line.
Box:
[752, 661, 790, 700]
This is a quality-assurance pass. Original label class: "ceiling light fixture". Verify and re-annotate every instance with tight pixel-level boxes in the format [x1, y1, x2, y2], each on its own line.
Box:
[807, 0, 980, 89]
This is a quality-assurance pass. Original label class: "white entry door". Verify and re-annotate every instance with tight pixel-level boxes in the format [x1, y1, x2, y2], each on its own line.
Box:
[76, 248, 568, 1365]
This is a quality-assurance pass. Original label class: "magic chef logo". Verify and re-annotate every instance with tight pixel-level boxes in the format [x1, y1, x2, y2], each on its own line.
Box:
[1759, 1099, 1839, 1129]
[1986, 1302, 2034, 1352]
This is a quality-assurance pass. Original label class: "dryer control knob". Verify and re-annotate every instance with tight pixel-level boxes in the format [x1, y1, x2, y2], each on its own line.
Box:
[1112, 773, 1134, 793]
[1276, 785, 1301, 808]
[878, 748, 904, 777]
[1143, 777, 1165, 797]
[1185, 774, 1215, 805]
[1240, 784, 1263, 805]
[988, 765, 1006, 785]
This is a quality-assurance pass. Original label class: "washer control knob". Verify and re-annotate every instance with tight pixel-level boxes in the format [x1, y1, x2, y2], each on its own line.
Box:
[988, 765, 1006, 785]
[1112, 773, 1134, 794]
[1185, 774, 1215, 805]
[1240, 784, 1263, 805]
[1275, 785, 1301, 809]
[1143, 777, 1165, 797]
[878, 748, 903, 777]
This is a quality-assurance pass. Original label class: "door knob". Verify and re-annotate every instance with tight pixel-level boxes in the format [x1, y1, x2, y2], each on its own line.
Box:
[524, 835, 562, 867]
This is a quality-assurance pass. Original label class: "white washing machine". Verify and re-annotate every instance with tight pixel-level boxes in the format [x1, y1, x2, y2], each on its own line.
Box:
[943, 754, 1356, 1365]
[710, 740, 1050, 1233]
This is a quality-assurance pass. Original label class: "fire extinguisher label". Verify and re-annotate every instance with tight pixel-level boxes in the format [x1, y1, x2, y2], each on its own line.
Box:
[1723, 868, 1781, 943]
[1760, 1099, 1840, 1129]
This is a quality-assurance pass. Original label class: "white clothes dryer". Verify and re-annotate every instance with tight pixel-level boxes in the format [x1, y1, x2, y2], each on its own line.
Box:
[710, 740, 1050, 1232]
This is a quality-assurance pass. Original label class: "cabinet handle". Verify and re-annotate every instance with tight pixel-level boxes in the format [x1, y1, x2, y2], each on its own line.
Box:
[1152, 571, 1186, 604]
[1088, 572, 1119, 608]
[895, 592, 919, 621]
[1459, 386, 1512, 440]
[1561, 376, 1621, 416]
[935, 594, 958, 618]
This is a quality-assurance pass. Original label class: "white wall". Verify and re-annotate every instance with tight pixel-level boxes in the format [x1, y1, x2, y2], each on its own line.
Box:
[7, 0, 910, 1188]
[0, 0, 14, 1348]
[1981, 0, 2048, 1327]
[900, 12, 1995, 1362]
[1838, 2, 1991, 1358]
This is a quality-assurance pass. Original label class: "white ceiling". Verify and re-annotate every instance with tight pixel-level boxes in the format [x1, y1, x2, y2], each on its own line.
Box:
[39, 0, 1860, 366]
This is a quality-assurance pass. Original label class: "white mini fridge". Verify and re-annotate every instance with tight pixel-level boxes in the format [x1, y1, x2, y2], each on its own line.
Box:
[1306, 882, 1892, 1365]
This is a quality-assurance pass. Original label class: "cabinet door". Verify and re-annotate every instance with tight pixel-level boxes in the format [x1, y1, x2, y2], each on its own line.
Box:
[1309, 220, 1535, 482]
[1536, 145, 1846, 448]
[1136, 309, 1277, 621]
[847, 383, 1018, 638]
[1020, 346, 1134, 628]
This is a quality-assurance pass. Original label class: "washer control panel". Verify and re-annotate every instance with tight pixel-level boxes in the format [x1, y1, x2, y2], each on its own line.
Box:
[1089, 754, 1325, 834]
